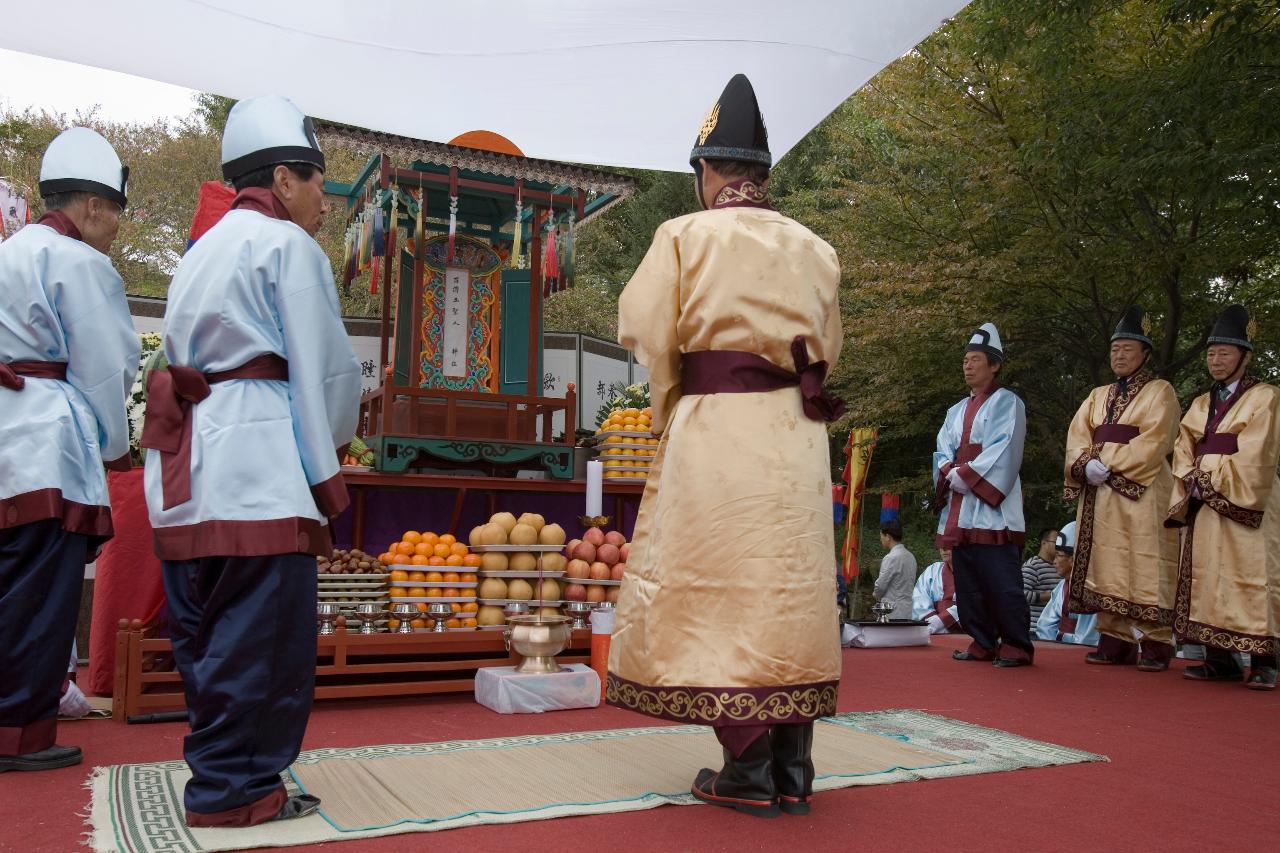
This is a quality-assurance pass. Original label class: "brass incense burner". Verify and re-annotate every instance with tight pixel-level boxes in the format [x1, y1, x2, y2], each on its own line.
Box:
[504, 614, 573, 674]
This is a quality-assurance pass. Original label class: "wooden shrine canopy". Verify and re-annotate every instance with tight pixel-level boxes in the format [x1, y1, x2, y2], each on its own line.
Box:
[320, 125, 635, 480]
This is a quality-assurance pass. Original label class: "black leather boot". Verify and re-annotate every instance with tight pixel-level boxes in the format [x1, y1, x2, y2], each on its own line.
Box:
[270, 794, 321, 822]
[0, 744, 82, 773]
[691, 733, 779, 818]
[770, 723, 815, 815]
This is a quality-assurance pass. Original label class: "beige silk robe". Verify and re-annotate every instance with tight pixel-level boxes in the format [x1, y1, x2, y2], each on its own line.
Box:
[606, 205, 843, 726]
[1063, 373, 1180, 622]
[1166, 378, 1280, 655]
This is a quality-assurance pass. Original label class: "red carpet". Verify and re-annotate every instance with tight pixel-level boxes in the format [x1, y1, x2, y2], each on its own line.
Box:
[2, 635, 1276, 853]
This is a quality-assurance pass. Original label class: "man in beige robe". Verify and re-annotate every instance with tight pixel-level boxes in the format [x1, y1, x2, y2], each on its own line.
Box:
[607, 73, 844, 819]
[1166, 304, 1280, 690]
[1063, 307, 1180, 671]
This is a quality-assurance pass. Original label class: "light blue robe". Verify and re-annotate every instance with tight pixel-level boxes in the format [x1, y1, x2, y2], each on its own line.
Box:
[144, 208, 361, 556]
[933, 387, 1026, 544]
[0, 222, 139, 524]
[1035, 579, 1099, 646]
[911, 561, 959, 631]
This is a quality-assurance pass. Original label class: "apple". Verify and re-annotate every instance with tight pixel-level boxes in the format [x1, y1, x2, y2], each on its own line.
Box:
[620, 543, 631, 562]
[564, 583, 588, 602]
[604, 531, 626, 548]
[586, 585, 607, 603]
[595, 543, 620, 566]
[583, 527, 606, 547]
[590, 561, 611, 581]
[571, 541, 597, 563]
[611, 562, 626, 581]
[606, 588, 620, 604]
[564, 538, 582, 556]
[565, 559, 591, 580]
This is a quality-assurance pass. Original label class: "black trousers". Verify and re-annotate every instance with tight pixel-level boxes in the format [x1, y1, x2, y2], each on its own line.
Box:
[951, 543, 1034, 661]
[163, 553, 316, 825]
[0, 519, 88, 755]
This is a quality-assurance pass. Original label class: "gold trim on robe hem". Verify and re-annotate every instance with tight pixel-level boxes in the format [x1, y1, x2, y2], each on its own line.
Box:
[605, 674, 839, 725]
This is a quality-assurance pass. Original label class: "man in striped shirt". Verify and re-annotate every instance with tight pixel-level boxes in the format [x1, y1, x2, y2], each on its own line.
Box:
[1021, 528, 1060, 629]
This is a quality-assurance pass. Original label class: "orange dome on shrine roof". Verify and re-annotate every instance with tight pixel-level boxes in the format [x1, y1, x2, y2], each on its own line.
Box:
[447, 130, 525, 158]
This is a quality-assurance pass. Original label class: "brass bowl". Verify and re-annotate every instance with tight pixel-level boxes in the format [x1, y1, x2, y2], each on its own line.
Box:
[504, 614, 572, 674]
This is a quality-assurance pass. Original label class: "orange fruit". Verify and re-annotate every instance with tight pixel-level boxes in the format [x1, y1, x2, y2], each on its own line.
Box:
[401, 531, 422, 545]
[443, 571, 461, 583]
[389, 588, 407, 599]
[410, 618, 427, 630]
[444, 554, 464, 567]
[450, 603, 462, 613]
[388, 618, 401, 630]
[438, 588, 456, 598]
[462, 554, 481, 568]
[428, 556, 446, 566]
[439, 533, 457, 546]
[395, 541, 416, 555]
[421, 532, 439, 547]
[461, 602, 478, 613]
[425, 570, 444, 583]
[389, 569, 409, 583]
[427, 589, 443, 599]
[377, 552, 392, 564]
[444, 618, 462, 629]
[391, 553, 411, 565]
[408, 571, 427, 582]
[407, 587, 427, 598]
[459, 573, 476, 584]
[462, 618, 477, 628]
[415, 602, 430, 613]
[410, 554, 430, 566]
[414, 542, 434, 557]
[433, 543, 451, 558]
[449, 542, 468, 557]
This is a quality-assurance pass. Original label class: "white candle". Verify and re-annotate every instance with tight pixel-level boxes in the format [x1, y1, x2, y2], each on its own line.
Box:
[586, 460, 603, 517]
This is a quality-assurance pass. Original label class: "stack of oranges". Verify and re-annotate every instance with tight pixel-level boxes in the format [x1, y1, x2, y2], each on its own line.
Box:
[381, 531, 480, 629]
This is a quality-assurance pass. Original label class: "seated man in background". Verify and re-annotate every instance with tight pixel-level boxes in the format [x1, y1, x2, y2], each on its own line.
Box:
[1021, 528, 1060, 629]
[1035, 523, 1099, 646]
[874, 520, 916, 619]
[912, 548, 962, 634]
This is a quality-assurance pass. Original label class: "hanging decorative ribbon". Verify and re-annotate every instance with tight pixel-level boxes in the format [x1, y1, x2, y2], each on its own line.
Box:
[446, 167, 459, 264]
[509, 180, 523, 270]
[565, 206, 576, 290]
[542, 210, 559, 295]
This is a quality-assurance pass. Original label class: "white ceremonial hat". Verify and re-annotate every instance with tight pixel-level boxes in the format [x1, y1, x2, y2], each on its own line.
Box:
[221, 95, 325, 182]
[39, 127, 128, 208]
[964, 322, 1004, 360]
[1056, 522, 1077, 551]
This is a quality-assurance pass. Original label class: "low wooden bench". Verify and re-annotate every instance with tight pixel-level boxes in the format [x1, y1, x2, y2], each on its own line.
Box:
[112, 618, 592, 722]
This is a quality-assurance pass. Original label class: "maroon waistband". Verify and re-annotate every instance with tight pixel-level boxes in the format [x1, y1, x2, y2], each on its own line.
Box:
[1196, 433, 1238, 457]
[140, 354, 289, 510]
[0, 360, 68, 391]
[1093, 423, 1139, 445]
[679, 336, 845, 422]
[955, 442, 983, 465]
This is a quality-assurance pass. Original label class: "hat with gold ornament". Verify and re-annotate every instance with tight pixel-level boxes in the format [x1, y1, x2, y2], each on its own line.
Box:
[689, 74, 771, 168]
[1208, 304, 1255, 352]
[1111, 306, 1153, 349]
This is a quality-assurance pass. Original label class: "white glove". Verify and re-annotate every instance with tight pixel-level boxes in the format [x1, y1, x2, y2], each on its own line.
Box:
[946, 468, 970, 495]
[925, 613, 946, 634]
[1085, 459, 1110, 486]
[59, 681, 92, 718]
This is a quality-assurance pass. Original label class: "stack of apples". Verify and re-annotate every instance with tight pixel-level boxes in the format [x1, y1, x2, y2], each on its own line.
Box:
[564, 527, 627, 605]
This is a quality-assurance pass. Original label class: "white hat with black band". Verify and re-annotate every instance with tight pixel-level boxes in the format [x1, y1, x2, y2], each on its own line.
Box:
[39, 127, 129, 209]
[220, 95, 326, 183]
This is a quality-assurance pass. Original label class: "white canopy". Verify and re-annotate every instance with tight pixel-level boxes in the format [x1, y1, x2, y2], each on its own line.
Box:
[2, 1, 968, 171]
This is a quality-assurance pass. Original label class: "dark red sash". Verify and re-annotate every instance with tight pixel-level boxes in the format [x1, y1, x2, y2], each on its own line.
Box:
[1092, 423, 1139, 445]
[140, 354, 289, 509]
[1195, 433, 1239, 456]
[0, 360, 68, 391]
[1058, 582, 1077, 637]
[934, 563, 959, 630]
[680, 336, 845, 422]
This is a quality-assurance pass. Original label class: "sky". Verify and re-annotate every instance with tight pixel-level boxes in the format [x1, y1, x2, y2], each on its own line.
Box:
[0, 48, 198, 124]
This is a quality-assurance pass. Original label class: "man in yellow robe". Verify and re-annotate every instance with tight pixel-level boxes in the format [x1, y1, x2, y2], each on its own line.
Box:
[1063, 307, 1180, 671]
[1166, 304, 1280, 690]
[607, 73, 844, 819]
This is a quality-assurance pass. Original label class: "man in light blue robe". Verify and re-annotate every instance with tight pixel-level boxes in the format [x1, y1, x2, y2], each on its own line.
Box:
[933, 323, 1033, 667]
[0, 128, 138, 772]
[142, 96, 360, 827]
[1035, 523, 1100, 646]
[911, 549, 962, 633]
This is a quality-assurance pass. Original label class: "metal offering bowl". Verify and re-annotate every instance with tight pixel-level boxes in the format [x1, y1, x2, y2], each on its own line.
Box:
[391, 602, 417, 633]
[355, 603, 383, 635]
[504, 614, 572, 674]
[870, 601, 894, 623]
[316, 603, 340, 635]
[564, 601, 592, 630]
[503, 601, 531, 620]
[426, 602, 453, 632]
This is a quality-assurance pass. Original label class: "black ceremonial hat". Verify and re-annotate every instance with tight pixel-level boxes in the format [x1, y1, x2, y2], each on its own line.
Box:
[1208, 304, 1255, 352]
[1111, 306, 1153, 348]
[690, 74, 771, 168]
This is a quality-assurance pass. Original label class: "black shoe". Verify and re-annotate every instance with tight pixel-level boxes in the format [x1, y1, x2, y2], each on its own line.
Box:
[769, 723, 814, 815]
[992, 657, 1031, 668]
[952, 649, 992, 662]
[1246, 668, 1277, 691]
[1085, 651, 1133, 666]
[0, 744, 82, 773]
[271, 795, 321, 822]
[1183, 663, 1244, 682]
[691, 735, 780, 819]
